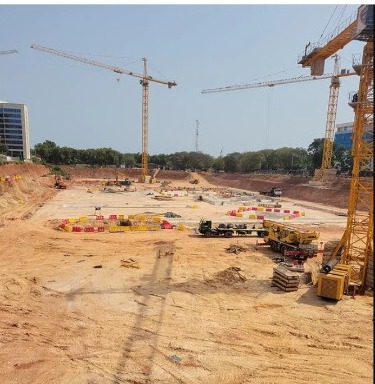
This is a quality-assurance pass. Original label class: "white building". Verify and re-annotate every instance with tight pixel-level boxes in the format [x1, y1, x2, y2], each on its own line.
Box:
[0, 101, 31, 160]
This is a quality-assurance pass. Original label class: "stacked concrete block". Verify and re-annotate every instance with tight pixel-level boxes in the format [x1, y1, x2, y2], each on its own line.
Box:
[272, 264, 300, 291]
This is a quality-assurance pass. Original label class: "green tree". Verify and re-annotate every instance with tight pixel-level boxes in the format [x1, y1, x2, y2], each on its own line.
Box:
[212, 156, 225, 172]
[34, 140, 58, 163]
[239, 152, 260, 173]
[307, 138, 352, 172]
[0, 143, 8, 155]
[223, 152, 241, 172]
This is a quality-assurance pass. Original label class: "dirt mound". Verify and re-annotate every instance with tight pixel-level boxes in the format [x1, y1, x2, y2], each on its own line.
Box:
[60, 166, 190, 182]
[204, 172, 351, 209]
[0, 164, 56, 220]
[209, 267, 247, 285]
[60, 166, 141, 180]
[156, 169, 190, 181]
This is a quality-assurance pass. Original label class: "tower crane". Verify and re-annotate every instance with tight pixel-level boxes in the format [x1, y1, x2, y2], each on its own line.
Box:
[195, 119, 199, 153]
[30, 44, 177, 182]
[202, 56, 356, 178]
[299, 4, 373, 292]
[0, 49, 18, 56]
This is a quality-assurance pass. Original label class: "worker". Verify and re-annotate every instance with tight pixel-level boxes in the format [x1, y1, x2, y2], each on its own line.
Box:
[352, 93, 358, 102]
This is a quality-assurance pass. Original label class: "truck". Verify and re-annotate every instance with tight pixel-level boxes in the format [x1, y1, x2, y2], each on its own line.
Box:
[259, 187, 282, 197]
[261, 220, 320, 260]
[197, 219, 269, 238]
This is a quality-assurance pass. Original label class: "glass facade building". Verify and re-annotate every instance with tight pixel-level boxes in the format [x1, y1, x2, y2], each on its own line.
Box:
[335, 121, 372, 152]
[335, 122, 354, 150]
[0, 102, 30, 160]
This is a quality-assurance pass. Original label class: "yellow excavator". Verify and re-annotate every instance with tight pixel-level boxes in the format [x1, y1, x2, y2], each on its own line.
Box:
[54, 174, 67, 189]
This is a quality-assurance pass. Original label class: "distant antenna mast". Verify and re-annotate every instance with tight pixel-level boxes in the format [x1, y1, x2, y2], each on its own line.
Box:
[195, 120, 199, 152]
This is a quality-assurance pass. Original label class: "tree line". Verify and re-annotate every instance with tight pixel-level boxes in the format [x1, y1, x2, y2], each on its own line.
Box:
[32, 139, 352, 174]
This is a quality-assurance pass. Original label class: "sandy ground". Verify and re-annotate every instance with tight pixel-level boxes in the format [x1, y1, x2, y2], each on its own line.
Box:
[0, 172, 373, 384]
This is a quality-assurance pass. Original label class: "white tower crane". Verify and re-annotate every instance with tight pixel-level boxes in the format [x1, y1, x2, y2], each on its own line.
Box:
[30, 44, 177, 182]
[202, 60, 355, 180]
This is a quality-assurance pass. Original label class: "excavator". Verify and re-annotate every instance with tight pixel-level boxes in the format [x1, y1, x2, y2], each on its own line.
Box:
[54, 174, 67, 189]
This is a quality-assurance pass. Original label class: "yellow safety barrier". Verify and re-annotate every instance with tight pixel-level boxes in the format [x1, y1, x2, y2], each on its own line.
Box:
[68, 218, 76, 223]
[79, 216, 88, 222]
[64, 225, 72, 232]
[257, 207, 265, 211]
[153, 217, 161, 222]
[248, 214, 257, 219]
[192, 205, 199, 209]
[137, 215, 147, 221]
[236, 213, 243, 217]
[109, 225, 126, 232]
[149, 225, 161, 231]
[178, 224, 187, 231]
[128, 214, 135, 219]
[118, 214, 125, 220]
[283, 215, 290, 220]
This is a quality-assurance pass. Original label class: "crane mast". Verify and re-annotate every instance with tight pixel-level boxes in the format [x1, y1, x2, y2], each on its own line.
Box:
[202, 61, 355, 181]
[141, 58, 149, 179]
[30, 44, 177, 182]
[316, 54, 341, 181]
[195, 120, 199, 152]
[299, 4, 373, 291]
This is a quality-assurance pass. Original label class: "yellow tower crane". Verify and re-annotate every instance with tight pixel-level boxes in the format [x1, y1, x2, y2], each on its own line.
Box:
[30, 44, 177, 182]
[299, 4, 373, 291]
[202, 56, 355, 178]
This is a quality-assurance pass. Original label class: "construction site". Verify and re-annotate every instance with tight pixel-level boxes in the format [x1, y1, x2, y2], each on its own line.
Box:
[0, 4, 373, 384]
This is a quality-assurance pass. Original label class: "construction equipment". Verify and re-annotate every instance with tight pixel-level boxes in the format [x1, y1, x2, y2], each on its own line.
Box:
[189, 178, 199, 184]
[259, 187, 282, 197]
[299, 4, 373, 292]
[261, 220, 320, 260]
[105, 169, 132, 188]
[30, 44, 177, 182]
[197, 219, 268, 238]
[317, 264, 353, 300]
[202, 56, 355, 182]
[54, 174, 67, 189]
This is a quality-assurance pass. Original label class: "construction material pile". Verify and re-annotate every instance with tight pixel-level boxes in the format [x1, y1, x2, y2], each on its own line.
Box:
[272, 264, 300, 291]
[225, 244, 248, 254]
[212, 267, 247, 284]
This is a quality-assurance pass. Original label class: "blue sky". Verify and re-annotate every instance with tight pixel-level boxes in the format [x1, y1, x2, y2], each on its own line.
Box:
[0, 3, 367, 157]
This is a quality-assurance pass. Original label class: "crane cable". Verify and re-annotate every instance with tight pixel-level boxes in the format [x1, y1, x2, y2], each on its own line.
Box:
[318, 5, 338, 44]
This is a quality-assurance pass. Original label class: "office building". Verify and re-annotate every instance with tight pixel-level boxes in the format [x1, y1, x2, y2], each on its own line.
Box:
[0, 101, 31, 160]
[334, 122, 354, 150]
